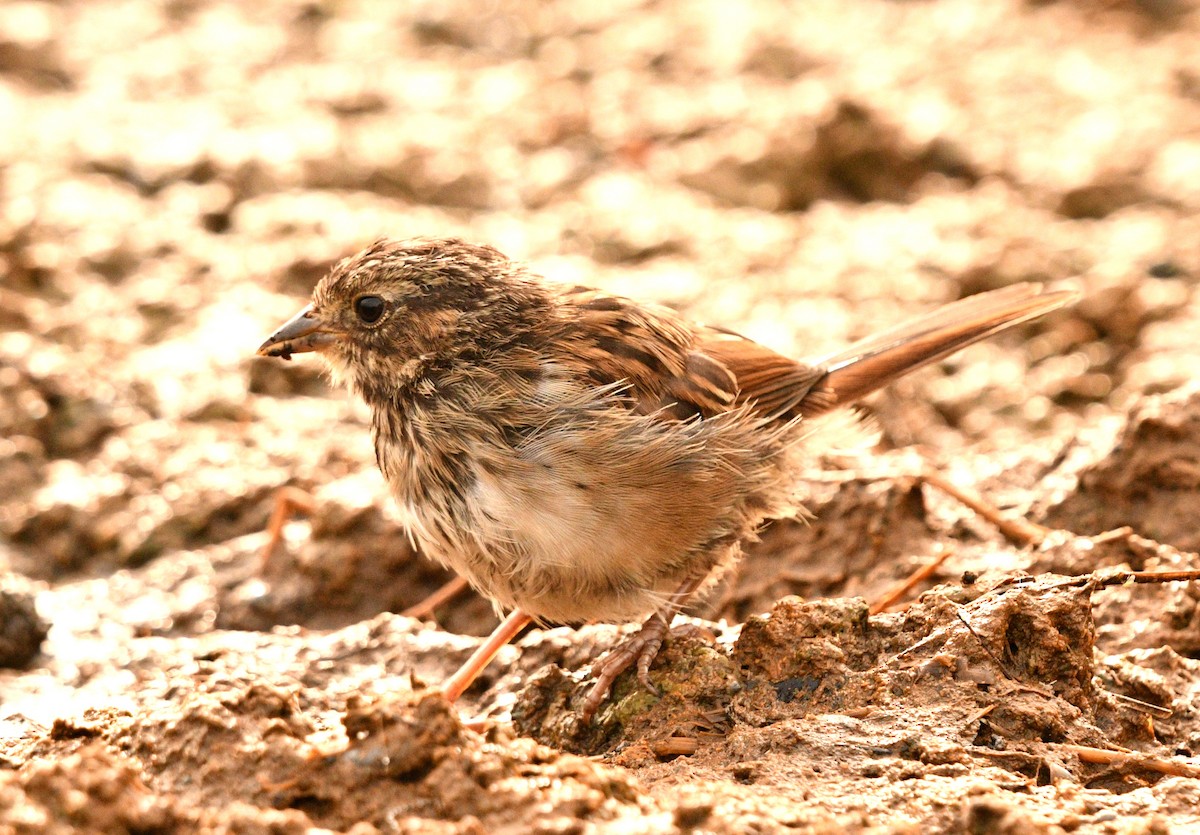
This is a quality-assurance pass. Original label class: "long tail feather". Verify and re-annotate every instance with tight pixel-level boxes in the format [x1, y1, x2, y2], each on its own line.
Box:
[799, 282, 1079, 416]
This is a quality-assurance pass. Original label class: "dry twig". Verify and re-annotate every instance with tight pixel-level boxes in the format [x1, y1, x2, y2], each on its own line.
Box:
[919, 471, 1050, 547]
[870, 544, 956, 614]
[1058, 744, 1200, 779]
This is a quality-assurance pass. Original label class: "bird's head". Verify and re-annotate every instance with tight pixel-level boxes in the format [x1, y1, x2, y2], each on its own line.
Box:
[257, 237, 545, 392]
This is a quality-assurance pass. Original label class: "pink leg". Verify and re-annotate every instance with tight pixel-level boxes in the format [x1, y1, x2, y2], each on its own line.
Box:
[402, 576, 471, 620]
[581, 577, 703, 722]
[441, 609, 533, 704]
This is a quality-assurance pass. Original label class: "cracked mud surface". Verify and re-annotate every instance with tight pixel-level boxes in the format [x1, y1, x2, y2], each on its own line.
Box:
[3, 1, 1200, 832]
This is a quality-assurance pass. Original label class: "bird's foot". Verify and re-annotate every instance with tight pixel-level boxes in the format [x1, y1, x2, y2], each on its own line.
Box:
[581, 612, 672, 722]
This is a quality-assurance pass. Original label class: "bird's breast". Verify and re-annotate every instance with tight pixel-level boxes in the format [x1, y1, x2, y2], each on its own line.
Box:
[367, 378, 809, 623]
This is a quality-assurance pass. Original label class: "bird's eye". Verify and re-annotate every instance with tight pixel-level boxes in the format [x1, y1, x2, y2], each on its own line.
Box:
[354, 295, 386, 324]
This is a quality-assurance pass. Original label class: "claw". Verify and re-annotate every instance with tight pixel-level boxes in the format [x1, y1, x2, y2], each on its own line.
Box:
[582, 614, 670, 722]
[579, 576, 706, 723]
[635, 629, 666, 694]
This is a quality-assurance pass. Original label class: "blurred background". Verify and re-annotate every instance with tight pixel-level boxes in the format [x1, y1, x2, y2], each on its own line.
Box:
[1, 0, 1198, 635]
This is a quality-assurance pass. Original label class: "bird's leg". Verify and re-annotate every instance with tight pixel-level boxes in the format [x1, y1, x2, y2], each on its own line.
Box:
[441, 609, 533, 704]
[258, 486, 316, 570]
[582, 577, 703, 722]
[401, 576, 471, 620]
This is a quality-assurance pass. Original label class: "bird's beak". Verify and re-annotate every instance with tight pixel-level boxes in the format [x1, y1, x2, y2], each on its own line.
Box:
[256, 304, 342, 360]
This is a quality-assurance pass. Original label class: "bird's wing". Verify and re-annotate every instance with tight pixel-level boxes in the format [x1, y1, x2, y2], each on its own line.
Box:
[691, 327, 829, 419]
[558, 281, 1077, 423]
[558, 286, 830, 421]
[557, 286, 738, 419]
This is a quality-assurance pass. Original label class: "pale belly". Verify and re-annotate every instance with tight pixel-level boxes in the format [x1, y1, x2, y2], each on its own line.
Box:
[384, 411, 805, 624]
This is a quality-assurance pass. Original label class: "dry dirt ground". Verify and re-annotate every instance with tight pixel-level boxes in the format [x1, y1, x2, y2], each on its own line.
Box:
[3, 0, 1200, 832]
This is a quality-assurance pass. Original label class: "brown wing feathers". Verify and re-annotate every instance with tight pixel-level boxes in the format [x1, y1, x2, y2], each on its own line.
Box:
[694, 332, 828, 419]
[564, 281, 1077, 423]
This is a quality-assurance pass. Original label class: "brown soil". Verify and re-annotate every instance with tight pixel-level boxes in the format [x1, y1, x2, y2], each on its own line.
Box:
[3, 1, 1200, 832]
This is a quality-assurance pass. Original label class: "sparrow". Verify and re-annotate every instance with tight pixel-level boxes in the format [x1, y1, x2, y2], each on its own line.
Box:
[257, 237, 1077, 721]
